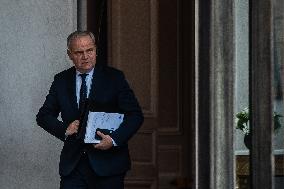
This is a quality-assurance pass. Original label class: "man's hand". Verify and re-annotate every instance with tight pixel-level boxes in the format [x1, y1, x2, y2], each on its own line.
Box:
[93, 131, 113, 150]
[65, 120, 80, 136]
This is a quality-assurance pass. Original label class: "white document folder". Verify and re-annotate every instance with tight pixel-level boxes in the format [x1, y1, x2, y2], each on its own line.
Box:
[84, 112, 124, 143]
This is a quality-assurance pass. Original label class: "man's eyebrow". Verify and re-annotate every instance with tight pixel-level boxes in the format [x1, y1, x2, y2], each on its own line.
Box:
[73, 50, 84, 53]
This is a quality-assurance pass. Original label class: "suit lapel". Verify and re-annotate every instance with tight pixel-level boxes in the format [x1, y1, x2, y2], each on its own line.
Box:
[89, 66, 105, 100]
[66, 67, 79, 113]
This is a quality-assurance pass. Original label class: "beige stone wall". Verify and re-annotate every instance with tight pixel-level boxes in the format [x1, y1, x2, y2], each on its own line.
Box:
[0, 1, 76, 188]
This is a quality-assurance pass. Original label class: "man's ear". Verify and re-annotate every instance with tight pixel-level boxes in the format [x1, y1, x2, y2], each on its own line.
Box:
[67, 49, 72, 60]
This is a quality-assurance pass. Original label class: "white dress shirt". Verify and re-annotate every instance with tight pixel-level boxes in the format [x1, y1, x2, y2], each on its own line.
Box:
[75, 68, 94, 107]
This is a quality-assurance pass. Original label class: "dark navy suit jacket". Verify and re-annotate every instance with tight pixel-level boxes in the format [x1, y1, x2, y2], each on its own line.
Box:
[36, 65, 144, 177]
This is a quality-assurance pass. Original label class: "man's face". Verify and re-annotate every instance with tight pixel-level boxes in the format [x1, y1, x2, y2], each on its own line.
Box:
[68, 35, 96, 73]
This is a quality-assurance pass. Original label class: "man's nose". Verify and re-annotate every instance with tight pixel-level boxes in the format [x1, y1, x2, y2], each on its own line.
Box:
[82, 52, 88, 59]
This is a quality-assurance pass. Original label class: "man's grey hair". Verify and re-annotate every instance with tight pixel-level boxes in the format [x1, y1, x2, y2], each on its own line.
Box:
[67, 31, 96, 50]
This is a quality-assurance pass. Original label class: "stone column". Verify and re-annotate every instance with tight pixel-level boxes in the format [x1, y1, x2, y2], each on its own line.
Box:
[77, 0, 87, 30]
[197, 0, 235, 188]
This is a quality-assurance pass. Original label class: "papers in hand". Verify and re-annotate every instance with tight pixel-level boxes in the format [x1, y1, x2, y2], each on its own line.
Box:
[84, 112, 124, 143]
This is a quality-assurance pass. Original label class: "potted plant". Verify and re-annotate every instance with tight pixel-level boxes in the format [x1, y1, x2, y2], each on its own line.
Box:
[236, 107, 283, 149]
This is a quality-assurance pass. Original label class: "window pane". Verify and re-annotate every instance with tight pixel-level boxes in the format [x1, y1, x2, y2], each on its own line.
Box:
[235, 0, 250, 188]
[273, 0, 284, 188]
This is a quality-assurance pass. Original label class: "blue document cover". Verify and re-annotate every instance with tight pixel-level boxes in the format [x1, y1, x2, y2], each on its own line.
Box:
[84, 112, 124, 143]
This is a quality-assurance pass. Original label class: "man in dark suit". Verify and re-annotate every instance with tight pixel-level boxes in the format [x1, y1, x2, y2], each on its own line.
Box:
[36, 31, 144, 189]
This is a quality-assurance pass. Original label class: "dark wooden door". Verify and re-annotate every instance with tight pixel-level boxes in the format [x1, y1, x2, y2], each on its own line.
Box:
[88, 1, 195, 188]
[156, 1, 194, 188]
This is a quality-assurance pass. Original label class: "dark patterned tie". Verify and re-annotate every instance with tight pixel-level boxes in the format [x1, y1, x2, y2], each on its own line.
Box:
[77, 73, 88, 140]
[79, 73, 88, 115]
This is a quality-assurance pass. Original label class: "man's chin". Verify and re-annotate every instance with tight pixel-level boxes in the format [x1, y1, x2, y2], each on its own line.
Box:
[76, 66, 94, 73]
